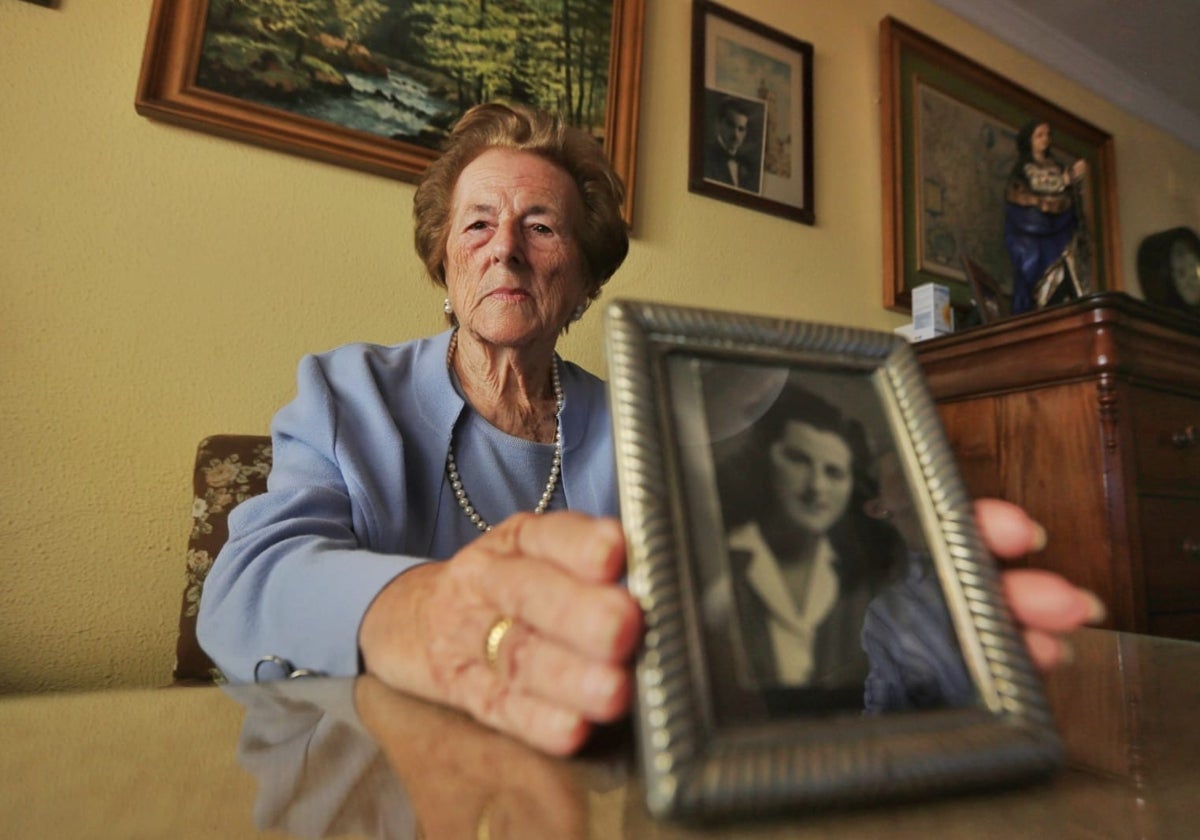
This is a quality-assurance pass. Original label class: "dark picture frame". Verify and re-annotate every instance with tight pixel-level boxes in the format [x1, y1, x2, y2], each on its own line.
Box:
[688, 1, 814, 225]
[135, 0, 645, 223]
[880, 17, 1121, 312]
[603, 299, 1062, 821]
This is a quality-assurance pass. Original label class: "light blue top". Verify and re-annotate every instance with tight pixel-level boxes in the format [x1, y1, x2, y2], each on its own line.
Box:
[197, 329, 617, 682]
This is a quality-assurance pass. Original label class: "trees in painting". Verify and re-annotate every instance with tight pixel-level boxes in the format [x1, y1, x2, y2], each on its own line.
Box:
[199, 0, 615, 143]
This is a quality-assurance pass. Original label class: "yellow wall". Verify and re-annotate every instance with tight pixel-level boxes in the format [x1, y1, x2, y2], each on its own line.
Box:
[2, 0, 1198, 693]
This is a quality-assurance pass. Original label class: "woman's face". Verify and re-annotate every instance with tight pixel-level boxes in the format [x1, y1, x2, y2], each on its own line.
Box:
[767, 420, 854, 536]
[1031, 123, 1052, 157]
[443, 148, 590, 349]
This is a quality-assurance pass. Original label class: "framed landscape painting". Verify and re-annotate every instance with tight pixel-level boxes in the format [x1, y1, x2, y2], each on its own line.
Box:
[136, 0, 644, 222]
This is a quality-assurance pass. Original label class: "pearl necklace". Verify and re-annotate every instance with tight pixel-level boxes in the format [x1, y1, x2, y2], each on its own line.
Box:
[445, 330, 564, 532]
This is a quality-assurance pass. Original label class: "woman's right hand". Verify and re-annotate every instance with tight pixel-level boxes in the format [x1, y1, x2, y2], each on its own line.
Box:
[357, 512, 642, 755]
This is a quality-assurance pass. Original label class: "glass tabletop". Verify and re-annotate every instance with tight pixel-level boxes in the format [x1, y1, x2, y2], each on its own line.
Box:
[1, 628, 1196, 838]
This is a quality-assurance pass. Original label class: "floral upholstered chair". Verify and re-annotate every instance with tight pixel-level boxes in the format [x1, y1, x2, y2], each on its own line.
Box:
[174, 435, 272, 685]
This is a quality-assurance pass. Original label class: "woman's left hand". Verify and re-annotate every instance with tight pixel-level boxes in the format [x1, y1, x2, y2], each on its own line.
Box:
[975, 499, 1106, 669]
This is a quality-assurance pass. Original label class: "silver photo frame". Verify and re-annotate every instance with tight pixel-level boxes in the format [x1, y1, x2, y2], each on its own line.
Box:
[603, 300, 1062, 821]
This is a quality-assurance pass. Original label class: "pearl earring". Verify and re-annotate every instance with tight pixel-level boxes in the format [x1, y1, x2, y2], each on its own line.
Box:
[443, 298, 452, 315]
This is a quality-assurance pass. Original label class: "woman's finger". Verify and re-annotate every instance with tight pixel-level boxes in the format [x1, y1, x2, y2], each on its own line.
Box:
[973, 498, 1047, 558]
[493, 571, 642, 664]
[486, 687, 595, 756]
[1001, 568, 1106, 633]
[440, 631, 603, 756]
[489, 511, 628, 584]
[491, 618, 633, 721]
[474, 513, 643, 663]
[409, 514, 640, 669]
[1021, 628, 1070, 672]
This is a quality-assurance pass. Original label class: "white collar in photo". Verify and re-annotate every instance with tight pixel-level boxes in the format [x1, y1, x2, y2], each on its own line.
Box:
[729, 521, 839, 684]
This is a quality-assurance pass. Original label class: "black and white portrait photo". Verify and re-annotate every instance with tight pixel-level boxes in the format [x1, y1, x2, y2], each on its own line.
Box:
[702, 90, 766, 194]
[670, 359, 975, 722]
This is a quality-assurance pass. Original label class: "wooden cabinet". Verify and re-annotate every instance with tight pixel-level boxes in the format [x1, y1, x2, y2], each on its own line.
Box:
[914, 293, 1200, 641]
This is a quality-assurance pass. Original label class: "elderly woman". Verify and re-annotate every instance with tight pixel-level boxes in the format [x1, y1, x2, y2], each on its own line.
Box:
[199, 102, 1103, 756]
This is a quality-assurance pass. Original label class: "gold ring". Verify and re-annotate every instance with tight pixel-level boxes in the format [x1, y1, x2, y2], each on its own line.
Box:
[484, 616, 514, 670]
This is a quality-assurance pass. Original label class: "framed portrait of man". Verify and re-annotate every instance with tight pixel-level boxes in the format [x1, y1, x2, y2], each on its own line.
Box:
[688, 1, 814, 224]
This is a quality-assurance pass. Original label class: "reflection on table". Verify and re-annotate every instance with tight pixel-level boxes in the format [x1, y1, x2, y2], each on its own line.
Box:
[1, 628, 1196, 838]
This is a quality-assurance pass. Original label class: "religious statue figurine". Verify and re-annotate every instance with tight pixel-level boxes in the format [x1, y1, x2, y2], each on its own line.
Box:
[1003, 120, 1091, 314]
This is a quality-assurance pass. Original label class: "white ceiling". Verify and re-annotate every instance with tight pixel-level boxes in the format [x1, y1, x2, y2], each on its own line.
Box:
[931, 0, 1200, 150]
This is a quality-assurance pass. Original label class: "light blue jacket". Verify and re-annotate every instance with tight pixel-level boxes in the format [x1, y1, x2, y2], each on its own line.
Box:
[197, 330, 617, 682]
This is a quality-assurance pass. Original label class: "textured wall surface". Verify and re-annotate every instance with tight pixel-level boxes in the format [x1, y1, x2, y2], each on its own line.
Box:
[2, 0, 1197, 693]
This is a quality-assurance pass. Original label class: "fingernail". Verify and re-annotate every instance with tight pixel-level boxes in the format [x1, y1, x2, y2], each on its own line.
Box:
[1058, 638, 1075, 665]
[1030, 521, 1048, 552]
[1079, 588, 1107, 624]
[547, 707, 584, 737]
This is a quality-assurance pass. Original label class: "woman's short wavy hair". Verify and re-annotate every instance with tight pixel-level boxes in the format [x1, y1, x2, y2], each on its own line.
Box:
[751, 379, 879, 504]
[413, 102, 629, 300]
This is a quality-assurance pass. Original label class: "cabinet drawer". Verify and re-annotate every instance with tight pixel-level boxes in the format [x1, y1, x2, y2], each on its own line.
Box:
[1139, 496, 1200, 613]
[1131, 389, 1200, 493]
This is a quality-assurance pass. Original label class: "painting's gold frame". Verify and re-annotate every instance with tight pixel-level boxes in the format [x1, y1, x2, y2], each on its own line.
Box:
[604, 299, 1063, 821]
[135, 0, 644, 223]
[880, 17, 1121, 312]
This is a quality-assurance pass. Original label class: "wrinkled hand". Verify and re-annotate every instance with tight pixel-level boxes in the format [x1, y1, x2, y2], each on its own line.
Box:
[975, 499, 1106, 669]
[358, 512, 641, 755]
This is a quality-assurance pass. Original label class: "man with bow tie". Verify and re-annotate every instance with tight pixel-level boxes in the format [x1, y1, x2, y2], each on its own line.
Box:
[703, 95, 763, 194]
